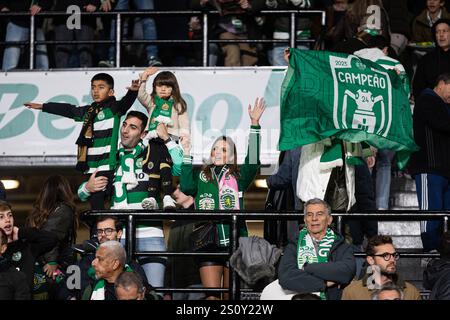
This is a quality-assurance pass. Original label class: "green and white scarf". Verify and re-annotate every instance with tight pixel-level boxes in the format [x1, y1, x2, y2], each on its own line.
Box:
[297, 227, 337, 300]
[147, 95, 174, 139]
[320, 138, 365, 169]
[90, 264, 133, 300]
[112, 142, 145, 209]
[195, 166, 241, 247]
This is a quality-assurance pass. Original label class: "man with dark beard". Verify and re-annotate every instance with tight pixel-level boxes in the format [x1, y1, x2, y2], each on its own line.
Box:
[341, 235, 421, 300]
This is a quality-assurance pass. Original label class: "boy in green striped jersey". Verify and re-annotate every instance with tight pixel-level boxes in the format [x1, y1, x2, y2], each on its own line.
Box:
[24, 73, 139, 209]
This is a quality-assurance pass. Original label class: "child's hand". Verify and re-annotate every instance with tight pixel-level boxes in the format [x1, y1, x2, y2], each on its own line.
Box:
[180, 136, 191, 155]
[12, 226, 19, 241]
[284, 47, 291, 63]
[127, 79, 140, 91]
[140, 67, 159, 80]
[24, 102, 43, 110]
[248, 97, 266, 126]
[156, 123, 170, 141]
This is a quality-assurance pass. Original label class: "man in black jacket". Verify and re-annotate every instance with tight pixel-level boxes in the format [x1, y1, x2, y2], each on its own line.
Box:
[424, 231, 450, 300]
[261, 198, 355, 300]
[413, 18, 450, 101]
[0, 228, 30, 300]
[409, 73, 450, 252]
[0, 201, 58, 293]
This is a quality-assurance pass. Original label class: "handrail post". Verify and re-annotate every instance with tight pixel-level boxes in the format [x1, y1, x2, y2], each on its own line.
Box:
[29, 14, 35, 70]
[230, 213, 239, 300]
[337, 215, 343, 235]
[127, 214, 136, 261]
[116, 13, 121, 68]
[444, 216, 449, 233]
[202, 12, 208, 67]
[290, 12, 296, 48]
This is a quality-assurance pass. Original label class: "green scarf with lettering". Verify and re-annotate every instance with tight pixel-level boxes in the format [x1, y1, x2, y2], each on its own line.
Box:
[147, 95, 174, 138]
[195, 166, 243, 247]
[297, 227, 336, 300]
[112, 142, 145, 209]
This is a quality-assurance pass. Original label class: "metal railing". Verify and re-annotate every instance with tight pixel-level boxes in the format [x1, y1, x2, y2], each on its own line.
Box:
[0, 9, 326, 69]
[82, 209, 449, 300]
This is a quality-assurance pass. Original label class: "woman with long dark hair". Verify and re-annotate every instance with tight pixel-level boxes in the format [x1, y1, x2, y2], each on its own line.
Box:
[26, 175, 77, 299]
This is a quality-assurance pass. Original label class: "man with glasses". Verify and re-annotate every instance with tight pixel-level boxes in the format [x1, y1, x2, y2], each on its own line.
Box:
[342, 235, 421, 300]
[59, 216, 148, 300]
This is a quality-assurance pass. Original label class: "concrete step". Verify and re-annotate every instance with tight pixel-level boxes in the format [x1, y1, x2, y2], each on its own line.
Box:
[390, 191, 419, 209]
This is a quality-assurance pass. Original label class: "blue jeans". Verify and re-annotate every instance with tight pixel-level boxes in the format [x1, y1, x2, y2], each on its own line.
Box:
[121, 235, 167, 288]
[375, 149, 395, 209]
[2, 22, 48, 70]
[415, 173, 449, 252]
[271, 44, 309, 66]
[109, 0, 157, 61]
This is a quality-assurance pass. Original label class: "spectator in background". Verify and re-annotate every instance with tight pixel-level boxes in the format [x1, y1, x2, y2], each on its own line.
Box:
[328, 0, 390, 47]
[409, 73, 450, 254]
[266, 0, 316, 66]
[1, 0, 52, 70]
[0, 181, 5, 201]
[59, 216, 148, 300]
[413, 19, 450, 100]
[342, 235, 421, 300]
[115, 271, 146, 300]
[382, 0, 412, 56]
[0, 201, 58, 294]
[324, 0, 350, 50]
[98, 0, 162, 67]
[196, 0, 265, 66]
[0, 228, 30, 300]
[52, 0, 99, 68]
[26, 175, 77, 299]
[423, 231, 450, 300]
[411, 0, 450, 44]
[83, 240, 127, 300]
[371, 282, 404, 300]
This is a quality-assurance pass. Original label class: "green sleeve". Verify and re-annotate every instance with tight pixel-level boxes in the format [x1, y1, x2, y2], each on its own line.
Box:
[238, 125, 261, 192]
[77, 182, 90, 202]
[167, 141, 183, 176]
[180, 156, 198, 196]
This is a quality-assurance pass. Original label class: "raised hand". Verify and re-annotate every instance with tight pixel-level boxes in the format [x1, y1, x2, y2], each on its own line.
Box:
[248, 97, 266, 126]
[100, 0, 113, 12]
[156, 123, 170, 141]
[180, 136, 191, 155]
[140, 67, 159, 81]
[127, 79, 140, 91]
[24, 102, 43, 110]
[30, 5, 41, 16]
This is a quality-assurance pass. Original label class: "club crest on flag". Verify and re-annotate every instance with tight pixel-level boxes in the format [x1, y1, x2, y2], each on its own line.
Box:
[329, 55, 392, 137]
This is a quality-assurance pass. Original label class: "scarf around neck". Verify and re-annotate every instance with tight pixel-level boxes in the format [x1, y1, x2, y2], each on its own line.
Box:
[196, 166, 240, 247]
[90, 264, 133, 300]
[112, 141, 145, 209]
[297, 227, 336, 300]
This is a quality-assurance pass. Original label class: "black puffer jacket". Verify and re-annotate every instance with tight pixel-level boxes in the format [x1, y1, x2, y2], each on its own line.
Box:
[423, 259, 450, 300]
[0, 256, 30, 300]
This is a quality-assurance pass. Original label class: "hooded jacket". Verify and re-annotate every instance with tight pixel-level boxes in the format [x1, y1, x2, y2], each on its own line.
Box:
[278, 231, 356, 300]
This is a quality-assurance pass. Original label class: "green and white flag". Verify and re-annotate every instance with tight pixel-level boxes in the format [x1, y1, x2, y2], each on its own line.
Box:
[279, 49, 419, 169]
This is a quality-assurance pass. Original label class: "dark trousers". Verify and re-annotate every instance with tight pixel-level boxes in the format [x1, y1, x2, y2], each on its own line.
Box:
[347, 162, 378, 245]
